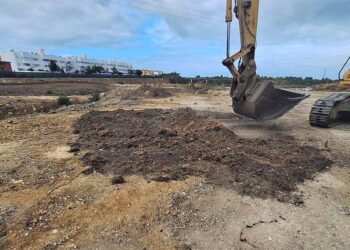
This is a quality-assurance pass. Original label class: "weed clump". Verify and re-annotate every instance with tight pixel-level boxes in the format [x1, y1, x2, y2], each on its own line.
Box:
[90, 93, 101, 103]
[57, 94, 70, 106]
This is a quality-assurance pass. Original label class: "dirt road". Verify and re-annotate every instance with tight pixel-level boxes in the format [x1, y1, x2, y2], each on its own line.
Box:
[0, 83, 349, 249]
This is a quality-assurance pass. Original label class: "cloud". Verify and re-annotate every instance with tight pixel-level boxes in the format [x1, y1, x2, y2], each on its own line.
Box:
[258, 0, 350, 44]
[131, 0, 225, 40]
[137, 0, 350, 44]
[0, 0, 143, 49]
[144, 18, 179, 45]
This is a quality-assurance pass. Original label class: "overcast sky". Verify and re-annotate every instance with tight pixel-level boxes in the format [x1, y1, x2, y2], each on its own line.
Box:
[1, 0, 349, 78]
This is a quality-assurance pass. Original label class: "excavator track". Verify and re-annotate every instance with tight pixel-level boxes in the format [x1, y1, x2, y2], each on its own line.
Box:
[310, 93, 350, 128]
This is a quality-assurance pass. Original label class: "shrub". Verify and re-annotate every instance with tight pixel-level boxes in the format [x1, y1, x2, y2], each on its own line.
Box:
[57, 94, 70, 106]
[135, 70, 143, 76]
[161, 72, 189, 84]
[90, 92, 101, 102]
[49, 60, 60, 72]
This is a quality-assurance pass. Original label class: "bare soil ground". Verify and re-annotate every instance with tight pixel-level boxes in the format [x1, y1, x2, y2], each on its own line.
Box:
[0, 82, 112, 96]
[0, 78, 173, 99]
[0, 81, 349, 249]
[0, 96, 88, 120]
[0, 79, 122, 119]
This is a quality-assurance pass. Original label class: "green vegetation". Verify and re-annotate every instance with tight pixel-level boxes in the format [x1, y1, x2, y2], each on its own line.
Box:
[57, 94, 70, 106]
[111, 66, 124, 75]
[260, 76, 336, 87]
[49, 60, 60, 72]
[161, 72, 336, 87]
[84, 65, 106, 74]
[161, 72, 189, 84]
[135, 70, 143, 76]
[127, 69, 143, 76]
[90, 92, 101, 102]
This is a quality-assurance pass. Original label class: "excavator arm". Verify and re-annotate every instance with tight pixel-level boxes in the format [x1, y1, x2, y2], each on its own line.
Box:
[223, 0, 309, 121]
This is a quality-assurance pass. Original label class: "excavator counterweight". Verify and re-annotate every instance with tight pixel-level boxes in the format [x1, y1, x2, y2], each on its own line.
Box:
[223, 0, 308, 121]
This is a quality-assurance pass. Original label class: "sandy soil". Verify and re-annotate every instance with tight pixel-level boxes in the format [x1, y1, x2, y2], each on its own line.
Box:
[0, 96, 89, 120]
[0, 82, 112, 97]
[0, 83, 349, 249]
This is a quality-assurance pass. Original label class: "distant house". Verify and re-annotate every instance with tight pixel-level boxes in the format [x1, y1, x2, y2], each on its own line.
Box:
[0, 61, 12, 72]
[0, 49, 133, 74]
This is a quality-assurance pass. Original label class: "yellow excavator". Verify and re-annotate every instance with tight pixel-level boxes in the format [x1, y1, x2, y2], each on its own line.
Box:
[222, 0, 309, 121]
[310, 57, 350, 127]
[339, 57, 350, 90]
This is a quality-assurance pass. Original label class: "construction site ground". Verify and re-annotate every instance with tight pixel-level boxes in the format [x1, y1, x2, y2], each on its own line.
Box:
[0, 80, 349, 249]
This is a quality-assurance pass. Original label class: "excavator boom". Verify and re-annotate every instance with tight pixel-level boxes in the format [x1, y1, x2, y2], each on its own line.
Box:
[223, 0, 309, 121]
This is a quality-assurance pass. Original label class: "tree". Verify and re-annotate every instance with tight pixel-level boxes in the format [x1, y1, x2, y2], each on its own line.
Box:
[85, 66, 93, 74]
[128, 69, 135, 75]
[65, 62, 74, 73]
[49, 60, 60, 72]
[162, 72, 188, 84]
[111, 66, 118, 74]
[97, 65, 105, 73]
[90, 65, 104, 74]
[135, 70, 143, 76]
[92, 65, 97, 73]
[111, 66, 123, 75]
[57, 94, 70, 106]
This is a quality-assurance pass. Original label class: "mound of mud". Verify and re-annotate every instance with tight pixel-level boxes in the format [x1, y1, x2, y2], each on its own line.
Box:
[72, 108, 332, 202]
[121, 84, 173, 100]
[185, 83, 213, 95]
[99, 84, 174, 107]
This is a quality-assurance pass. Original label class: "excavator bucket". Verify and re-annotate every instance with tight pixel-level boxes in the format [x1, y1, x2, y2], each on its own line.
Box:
[233, 81, 309, 121]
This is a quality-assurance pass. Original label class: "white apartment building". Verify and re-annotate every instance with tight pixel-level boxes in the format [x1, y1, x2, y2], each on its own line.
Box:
[0, 49, 133, 74]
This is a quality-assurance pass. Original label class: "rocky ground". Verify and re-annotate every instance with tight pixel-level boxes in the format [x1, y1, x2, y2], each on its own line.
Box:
[0, 81, 349, 249]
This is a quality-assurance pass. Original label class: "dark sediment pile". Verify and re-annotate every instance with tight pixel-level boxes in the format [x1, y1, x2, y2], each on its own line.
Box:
[72, 108, 332, 202]
[121, 84, 173, 100]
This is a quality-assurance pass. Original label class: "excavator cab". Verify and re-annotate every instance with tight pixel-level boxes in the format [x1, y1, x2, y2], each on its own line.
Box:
[339, 57, 350, 90]
[223, 0, 308, 121]
[340, 69, 350, 89]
